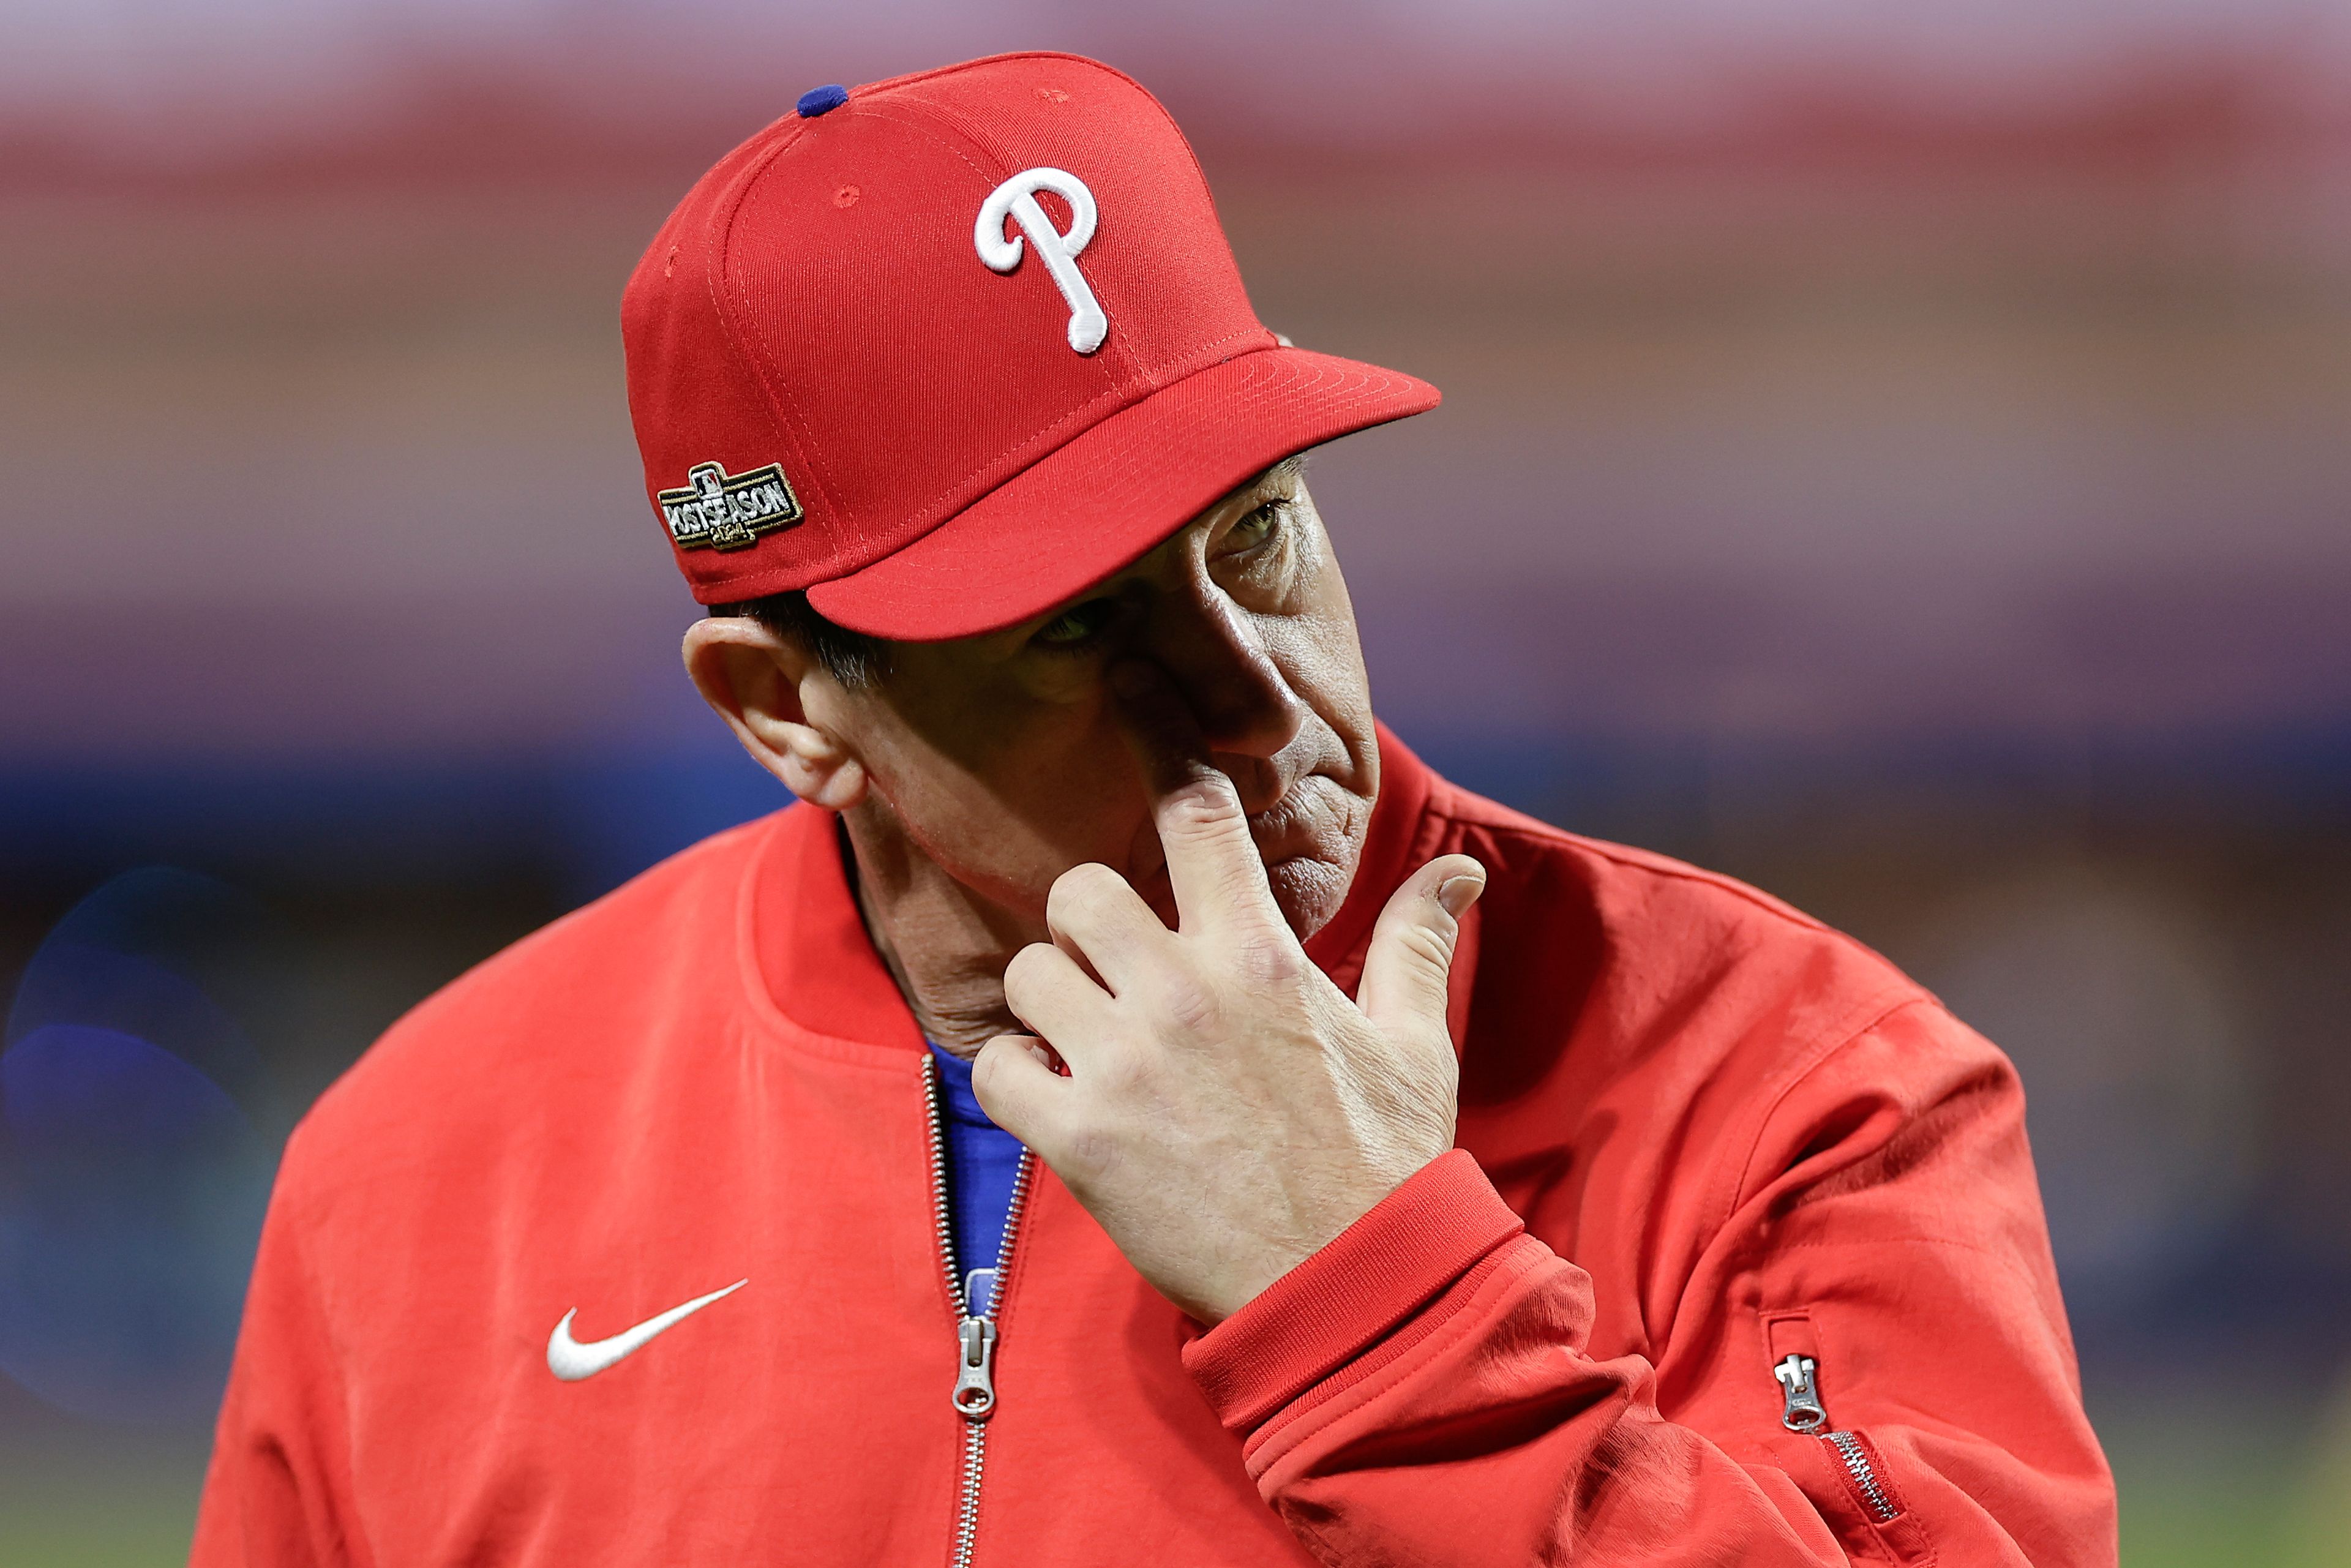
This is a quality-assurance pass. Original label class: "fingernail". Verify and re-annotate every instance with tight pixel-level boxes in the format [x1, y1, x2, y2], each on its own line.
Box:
[1436, 874, 1485, 917]
[1108, 660, 1157, 699]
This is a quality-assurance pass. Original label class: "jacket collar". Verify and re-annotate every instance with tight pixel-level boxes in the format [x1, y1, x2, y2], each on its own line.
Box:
[748, 720, 1437, 1051]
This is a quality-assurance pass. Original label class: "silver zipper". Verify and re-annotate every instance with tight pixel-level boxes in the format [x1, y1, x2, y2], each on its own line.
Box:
[923, 1054, 1037, 1568]
[1773, 1354, 1827, 1433]
[1823, 1430, 1899, 1523]
[1771, 1351, 1898, 1523]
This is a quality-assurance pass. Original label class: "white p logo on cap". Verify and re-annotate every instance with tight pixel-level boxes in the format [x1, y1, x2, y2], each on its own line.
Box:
[976, 168, 1106, 354]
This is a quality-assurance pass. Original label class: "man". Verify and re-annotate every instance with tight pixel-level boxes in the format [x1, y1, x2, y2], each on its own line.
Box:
[195, 51, 2117, 1567]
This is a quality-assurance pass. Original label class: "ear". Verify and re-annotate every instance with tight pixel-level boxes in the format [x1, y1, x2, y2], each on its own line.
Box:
[682, 616, 870, 811]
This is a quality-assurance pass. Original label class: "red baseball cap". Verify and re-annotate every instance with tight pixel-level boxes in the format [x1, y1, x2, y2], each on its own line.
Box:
[621, 51, 1439, 640]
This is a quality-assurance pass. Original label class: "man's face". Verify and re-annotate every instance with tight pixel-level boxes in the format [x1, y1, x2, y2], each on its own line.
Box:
[812, 462, 1379, 939]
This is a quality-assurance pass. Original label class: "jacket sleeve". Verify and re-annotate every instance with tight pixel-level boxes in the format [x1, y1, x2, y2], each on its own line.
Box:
[192, 1125, 371, 1568]
[1181, 1000, 2118, 1567]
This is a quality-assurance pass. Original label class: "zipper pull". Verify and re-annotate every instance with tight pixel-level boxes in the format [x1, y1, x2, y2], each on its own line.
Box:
[953, 1315, 999, 1420]
[1774, 1352, 1827, 1433]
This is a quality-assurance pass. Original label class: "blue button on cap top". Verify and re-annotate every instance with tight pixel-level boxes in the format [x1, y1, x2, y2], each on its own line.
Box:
[797, 84, 849, 118]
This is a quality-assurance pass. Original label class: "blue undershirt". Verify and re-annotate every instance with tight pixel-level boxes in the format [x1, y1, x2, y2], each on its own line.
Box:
[928, 1042, 1026, 1317]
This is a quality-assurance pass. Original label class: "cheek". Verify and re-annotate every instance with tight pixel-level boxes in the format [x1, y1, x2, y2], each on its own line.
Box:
[1259, 610, 1378, 801]
[1262, 547, 1373, 741]
[866, 695, 1149, 912]
[1292, 623, 1371, 732]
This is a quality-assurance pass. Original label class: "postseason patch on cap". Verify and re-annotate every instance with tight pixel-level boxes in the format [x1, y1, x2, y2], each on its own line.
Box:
[659, 460, 803, 552]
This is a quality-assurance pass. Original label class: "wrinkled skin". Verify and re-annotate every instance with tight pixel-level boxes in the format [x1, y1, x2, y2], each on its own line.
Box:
[686, 460, 1483, 1321]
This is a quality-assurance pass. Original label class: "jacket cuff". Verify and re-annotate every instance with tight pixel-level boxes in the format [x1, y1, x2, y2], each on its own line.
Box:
[1182, 1149, 1524, 1435]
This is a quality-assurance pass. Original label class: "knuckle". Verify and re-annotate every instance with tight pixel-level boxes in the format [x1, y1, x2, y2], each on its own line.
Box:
[1095, 1044, 1149, 1097]
[1388, 917, 1457, 972]
[1049, 860, 1123, 920]
[1235, 937, 1307, 989]
[1149, 969, 1222, 1034]
[970, 1041, 1016, 1099]
[1055, 1115, 1123, 1186]
[1002, 942, 1059, 1002]
[1044, 869, 1089, 931]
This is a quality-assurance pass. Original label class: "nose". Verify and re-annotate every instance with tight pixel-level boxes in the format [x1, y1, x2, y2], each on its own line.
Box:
[1144, 583, 1305, 773]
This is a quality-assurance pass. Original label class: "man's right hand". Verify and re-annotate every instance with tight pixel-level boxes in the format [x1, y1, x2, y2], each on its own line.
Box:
[971, 662, 1484, 1324]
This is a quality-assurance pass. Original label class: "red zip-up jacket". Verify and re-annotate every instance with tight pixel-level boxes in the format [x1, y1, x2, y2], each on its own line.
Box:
[193, 729, 2117, 1566]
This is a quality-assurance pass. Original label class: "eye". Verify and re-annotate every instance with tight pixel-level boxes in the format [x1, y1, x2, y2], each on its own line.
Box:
[1225, 500, 1285, 552]
[1032, 597, 1119, 651]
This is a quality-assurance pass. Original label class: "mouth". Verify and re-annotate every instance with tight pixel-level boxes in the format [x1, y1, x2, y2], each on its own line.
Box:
[1244, 774, 1342, 860]
[1124, 773, 1343, 896]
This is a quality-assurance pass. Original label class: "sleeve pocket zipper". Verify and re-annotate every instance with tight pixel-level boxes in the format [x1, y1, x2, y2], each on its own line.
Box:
[1773, 1352, 1902, 1525]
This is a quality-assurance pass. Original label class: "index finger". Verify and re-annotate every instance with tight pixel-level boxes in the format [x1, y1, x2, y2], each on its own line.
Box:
[1108, 659, 1282, 937]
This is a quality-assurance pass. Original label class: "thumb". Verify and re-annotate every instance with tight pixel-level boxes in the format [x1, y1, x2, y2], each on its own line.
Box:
[1356, 853, 1485, 1038]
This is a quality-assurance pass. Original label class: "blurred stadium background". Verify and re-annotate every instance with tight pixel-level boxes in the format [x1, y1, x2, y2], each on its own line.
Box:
[4, 1, 2349, 1561]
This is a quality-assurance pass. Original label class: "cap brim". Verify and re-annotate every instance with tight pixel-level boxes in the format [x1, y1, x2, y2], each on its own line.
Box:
[806, 346, 1438, 641]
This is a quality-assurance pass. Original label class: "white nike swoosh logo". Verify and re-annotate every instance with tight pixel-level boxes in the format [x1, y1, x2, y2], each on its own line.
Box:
[546, 1279, 748, 1382]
